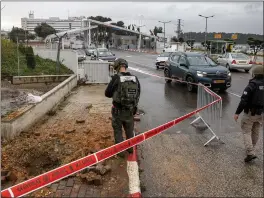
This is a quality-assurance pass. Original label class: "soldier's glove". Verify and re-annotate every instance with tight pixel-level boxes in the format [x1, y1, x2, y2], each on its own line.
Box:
[133, 106, 138, 115]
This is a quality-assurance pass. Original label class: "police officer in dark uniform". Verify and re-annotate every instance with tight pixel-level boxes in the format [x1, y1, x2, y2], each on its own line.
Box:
[234, 65, 264, 162]
[105, 58, 141, 156]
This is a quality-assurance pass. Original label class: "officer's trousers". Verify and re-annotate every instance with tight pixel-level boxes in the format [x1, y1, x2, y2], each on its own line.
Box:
[241, 113, 263, 155]
[111, 106, 134, 144]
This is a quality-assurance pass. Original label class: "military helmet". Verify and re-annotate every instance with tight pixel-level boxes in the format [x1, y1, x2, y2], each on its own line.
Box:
[113, 58, 128, 71]
[252, 65, 264, 75]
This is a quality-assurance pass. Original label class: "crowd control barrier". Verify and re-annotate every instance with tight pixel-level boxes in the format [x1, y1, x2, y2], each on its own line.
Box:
[190, 84, 223, 146]
[1, 68, 223, 198]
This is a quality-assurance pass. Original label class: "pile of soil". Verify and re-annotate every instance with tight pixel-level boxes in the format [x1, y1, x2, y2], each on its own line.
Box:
[1, 111, 115, 189]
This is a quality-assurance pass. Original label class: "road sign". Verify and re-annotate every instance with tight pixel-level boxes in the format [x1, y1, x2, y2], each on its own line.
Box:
[231, 34, 238, 40]
[214, 33, 222, 39]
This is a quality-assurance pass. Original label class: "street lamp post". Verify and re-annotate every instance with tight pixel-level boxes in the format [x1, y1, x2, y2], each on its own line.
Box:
[158, 20, 171, 49]
[198, 14, 214, 52]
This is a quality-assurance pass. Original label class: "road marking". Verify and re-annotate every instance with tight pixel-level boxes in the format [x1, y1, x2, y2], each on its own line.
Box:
[226, 91, 241, 98]
[127, 60, 154, 68]
[126, 56, 132, 57]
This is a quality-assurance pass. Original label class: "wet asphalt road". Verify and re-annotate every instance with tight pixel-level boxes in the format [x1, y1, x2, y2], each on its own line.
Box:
[112, 50, 263, 197]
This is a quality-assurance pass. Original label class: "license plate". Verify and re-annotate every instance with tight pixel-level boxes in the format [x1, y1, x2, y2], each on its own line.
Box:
[239, 61, 247, 64]
[214, 80, 225, 84]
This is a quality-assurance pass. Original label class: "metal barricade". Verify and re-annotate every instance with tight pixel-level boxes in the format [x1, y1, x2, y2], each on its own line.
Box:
[190, 83, 223, 146]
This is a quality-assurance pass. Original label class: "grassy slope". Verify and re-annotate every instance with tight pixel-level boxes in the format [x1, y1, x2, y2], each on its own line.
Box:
[1, 39, 73, 76]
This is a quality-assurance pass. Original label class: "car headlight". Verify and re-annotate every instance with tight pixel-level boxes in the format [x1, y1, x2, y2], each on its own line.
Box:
[228, 71, 231, 76]
[99, 59, 103, 61]
[197, 71, 207, 77]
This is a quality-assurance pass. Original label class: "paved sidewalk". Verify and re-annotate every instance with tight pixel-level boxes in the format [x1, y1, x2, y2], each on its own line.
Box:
[2, 85, 129, 197]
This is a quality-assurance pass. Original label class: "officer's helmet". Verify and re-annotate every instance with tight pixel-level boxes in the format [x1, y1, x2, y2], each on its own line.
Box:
[252, 65, 264, 77]
[113, 58, 128, 71]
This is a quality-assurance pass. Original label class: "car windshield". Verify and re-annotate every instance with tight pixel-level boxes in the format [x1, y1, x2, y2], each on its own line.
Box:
[160, 52, 171, 57]
[231, 53, 249, 59]
[187, 56, 217, 66]
[98, 51, 113, 56]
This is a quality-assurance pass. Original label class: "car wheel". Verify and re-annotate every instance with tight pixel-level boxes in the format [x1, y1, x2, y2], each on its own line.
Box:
[245, 69, 249, 73]
[156, 65, 159, 70]
[186, 76, 196, 92]
[164, 69, 172, 83]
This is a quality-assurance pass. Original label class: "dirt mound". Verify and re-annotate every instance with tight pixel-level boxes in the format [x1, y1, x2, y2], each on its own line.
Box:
[1, 112, 115, 187]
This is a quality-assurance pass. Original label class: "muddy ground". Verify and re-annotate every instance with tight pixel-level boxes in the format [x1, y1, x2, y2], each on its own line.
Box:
[1, 80, 60, 117]
[1, 85, 129, 197]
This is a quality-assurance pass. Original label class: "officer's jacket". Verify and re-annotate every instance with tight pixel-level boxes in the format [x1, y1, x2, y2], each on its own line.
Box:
[105, 72, 141, 108]
[235, 77, 264, 115]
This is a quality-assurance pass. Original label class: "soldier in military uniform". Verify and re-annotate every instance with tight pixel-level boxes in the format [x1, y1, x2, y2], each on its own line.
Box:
[234, 65, 264, 162]
[105, 58, 141, 155]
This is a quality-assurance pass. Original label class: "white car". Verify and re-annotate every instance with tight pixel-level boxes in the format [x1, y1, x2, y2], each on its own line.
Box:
[217, 53, 253, 73]
[155, 52, 172, 70]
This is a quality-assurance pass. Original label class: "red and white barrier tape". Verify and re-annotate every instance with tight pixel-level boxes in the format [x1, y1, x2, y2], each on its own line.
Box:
[1, 66, 221, 198]
[1, 96, 220, 198]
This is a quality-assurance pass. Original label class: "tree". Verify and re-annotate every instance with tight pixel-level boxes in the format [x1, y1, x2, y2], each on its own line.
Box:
[178, 37, 184, 43]
[8, 27, 35, 43]
[201, 41, 211, 50]
[171, 36, 178, 42]
[247, 37, 263, 55]
[153, 26, 163, 36]
[34, 23, 56, 39]
[186, 39, 195, 50]
[116, 21, 125, 27]
[25, 46, 36, 69]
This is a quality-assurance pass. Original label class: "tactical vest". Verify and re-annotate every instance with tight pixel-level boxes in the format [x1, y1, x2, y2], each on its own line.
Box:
[250, 78, 264, 114]
[113, 73, 139, 110]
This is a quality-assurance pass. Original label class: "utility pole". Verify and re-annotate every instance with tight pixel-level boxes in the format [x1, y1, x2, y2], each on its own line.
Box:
[55, 33, 67, 74]
[198, 14, 214, 52]
[176, 19, 183, 39]
[159, 20, 171, 48]
[136, 25, 145, 50]
[17, 36, 20, 76]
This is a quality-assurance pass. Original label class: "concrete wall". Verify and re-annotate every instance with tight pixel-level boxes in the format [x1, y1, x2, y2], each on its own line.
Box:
[1, 75, 77, 140]
[12, 75, 71, 85]
[33, 48, 78, 74]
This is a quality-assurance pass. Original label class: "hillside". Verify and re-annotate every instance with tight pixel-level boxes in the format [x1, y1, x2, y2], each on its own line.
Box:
[182, 32, 263, 44]
[1, 39, 74, 77]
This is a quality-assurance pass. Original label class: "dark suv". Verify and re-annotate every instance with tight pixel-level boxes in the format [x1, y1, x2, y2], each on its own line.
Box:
[164, 52, 232, 92]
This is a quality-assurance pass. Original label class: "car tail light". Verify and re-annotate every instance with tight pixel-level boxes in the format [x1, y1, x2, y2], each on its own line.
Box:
[249, 60, 253, 64]
[231, 60, 237, 64]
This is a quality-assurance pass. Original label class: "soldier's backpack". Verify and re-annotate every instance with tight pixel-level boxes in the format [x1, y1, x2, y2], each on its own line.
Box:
[113, 74, 139, 110]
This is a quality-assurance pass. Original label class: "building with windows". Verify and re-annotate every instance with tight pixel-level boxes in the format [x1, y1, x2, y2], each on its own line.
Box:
[21, 11, 85, 33]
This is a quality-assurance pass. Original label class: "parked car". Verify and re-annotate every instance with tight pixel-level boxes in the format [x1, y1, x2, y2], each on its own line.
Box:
[164, 52, 232, 92]
[216, 53, 253, 72]
[75, 49, 86, 62]
[84, 48, 96, 56]
[96, 51, 116, 62]
[97, 48, 109, 53]
[156, 52, 172, 70]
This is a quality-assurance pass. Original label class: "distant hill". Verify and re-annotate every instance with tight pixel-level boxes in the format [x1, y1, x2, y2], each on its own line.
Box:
[182, 32, 263, 44]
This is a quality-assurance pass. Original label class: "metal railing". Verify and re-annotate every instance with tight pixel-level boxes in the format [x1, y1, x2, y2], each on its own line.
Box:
[190, 83, 223, 146]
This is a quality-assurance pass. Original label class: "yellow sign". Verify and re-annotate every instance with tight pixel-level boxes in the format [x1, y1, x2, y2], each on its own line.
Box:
[214, 33, 222, 39]
[232, 34, 238, 40]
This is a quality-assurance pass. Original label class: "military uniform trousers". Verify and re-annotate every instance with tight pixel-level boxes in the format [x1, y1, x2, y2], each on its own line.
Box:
[111, 106, 134, 144]
[241, 113, 263, 155]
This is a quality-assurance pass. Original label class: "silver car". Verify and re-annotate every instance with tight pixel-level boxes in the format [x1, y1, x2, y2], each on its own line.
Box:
[155, 52, 172, 70]
[217, 53, 253, 73]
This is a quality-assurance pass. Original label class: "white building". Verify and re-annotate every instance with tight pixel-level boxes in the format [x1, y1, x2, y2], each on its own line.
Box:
[21, 11, 85, 33]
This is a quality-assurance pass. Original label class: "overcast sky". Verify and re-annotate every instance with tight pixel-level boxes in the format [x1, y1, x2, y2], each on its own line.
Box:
[1, 2, 263, 35]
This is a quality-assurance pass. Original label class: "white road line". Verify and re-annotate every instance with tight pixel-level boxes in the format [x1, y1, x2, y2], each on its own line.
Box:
[126, 55, 132, 57]
[127, 60, 154, 68]
[226, 91, 241, 98]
